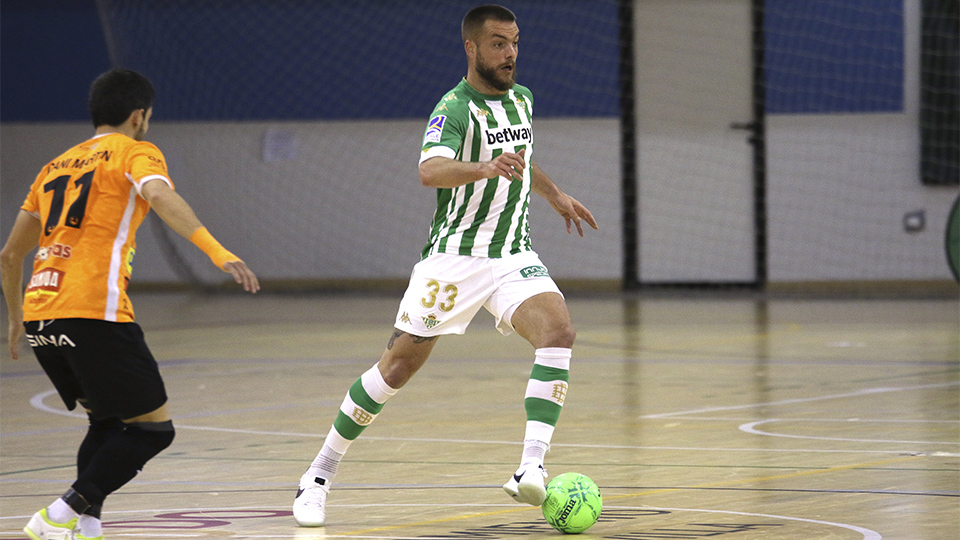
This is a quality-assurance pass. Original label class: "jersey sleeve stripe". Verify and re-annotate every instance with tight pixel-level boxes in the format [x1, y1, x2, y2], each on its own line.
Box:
[130, 174, 172, 196]
[419, 145, 457, 164]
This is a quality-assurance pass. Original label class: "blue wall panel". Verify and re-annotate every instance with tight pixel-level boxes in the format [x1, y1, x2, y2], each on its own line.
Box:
[1, 0, 620, 122]
[765, 0, 905, 114]
[1, 0, 112, 122]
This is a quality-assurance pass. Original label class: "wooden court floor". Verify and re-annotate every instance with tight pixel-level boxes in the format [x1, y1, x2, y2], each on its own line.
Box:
[1, 292, 958, 539]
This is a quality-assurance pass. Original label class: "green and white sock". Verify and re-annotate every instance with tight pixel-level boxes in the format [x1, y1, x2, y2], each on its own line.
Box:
[521, 347, 571, 467]
[306, 363, 397, 485]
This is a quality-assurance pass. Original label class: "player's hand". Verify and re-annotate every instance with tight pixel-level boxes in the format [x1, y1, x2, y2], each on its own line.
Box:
[549, 193, 598, 237]
[223, 260, 260, 293]
[482, 148, 526, 182]
[7, 317, 24, 360]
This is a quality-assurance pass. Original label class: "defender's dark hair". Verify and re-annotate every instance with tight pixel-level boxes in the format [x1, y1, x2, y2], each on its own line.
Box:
[88, 69, 155, 128]
[461, 4, 516, 42]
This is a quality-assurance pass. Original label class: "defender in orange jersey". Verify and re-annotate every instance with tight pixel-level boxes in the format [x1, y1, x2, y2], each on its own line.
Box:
[1, 68, 259, 540]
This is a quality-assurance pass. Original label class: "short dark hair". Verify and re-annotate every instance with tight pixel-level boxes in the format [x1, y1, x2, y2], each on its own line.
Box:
[461, 4, 516, 42]
[88, 68, 155, 128]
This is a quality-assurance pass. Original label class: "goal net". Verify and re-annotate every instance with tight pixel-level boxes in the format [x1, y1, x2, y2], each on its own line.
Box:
[94, 0, 623, 289]
[92, 0, 958, 293]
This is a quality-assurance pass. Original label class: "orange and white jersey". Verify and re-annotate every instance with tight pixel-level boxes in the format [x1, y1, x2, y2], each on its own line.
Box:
[21, 132, 173, 322]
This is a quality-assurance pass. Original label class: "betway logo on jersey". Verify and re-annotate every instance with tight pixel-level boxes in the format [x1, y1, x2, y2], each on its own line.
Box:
[485, 126, 532, 147]
[26, 269, 65, 294]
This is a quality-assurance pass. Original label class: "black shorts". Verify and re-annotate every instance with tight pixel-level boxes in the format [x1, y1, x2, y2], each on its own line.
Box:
[25, 318, 168, 421]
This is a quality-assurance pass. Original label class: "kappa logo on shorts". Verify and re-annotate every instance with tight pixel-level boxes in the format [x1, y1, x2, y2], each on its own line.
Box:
[424, 115, 446, 144]
[520, 265, 549, 278]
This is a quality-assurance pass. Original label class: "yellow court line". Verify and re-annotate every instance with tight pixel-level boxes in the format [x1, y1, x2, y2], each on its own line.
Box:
[343, 454, 922, 535]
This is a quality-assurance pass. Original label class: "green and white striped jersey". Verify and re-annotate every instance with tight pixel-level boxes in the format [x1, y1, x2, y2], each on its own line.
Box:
[419, 78, 535, 259]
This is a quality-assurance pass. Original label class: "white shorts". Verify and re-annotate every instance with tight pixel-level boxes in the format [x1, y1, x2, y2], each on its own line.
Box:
[394, 251, 563, 337]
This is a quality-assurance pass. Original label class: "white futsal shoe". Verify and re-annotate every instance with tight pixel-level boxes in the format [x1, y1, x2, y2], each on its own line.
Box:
[293, 474, 328, 527]
[24, 508, 78, 540]
[502, 464, 547, 506]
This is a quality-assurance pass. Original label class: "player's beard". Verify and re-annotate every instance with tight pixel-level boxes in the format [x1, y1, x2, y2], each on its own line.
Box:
[475, 51, 516, 92]
[133, 123, 146, 141]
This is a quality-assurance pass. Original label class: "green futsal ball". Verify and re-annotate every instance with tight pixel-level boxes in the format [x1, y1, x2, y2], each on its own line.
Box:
[541, 472, 602, 534]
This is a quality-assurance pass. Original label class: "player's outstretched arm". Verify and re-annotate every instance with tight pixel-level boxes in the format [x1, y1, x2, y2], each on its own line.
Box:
[141, 179, 260, 293]
[0, 211, 42, 359]
[530, 162, 598, 237]
[420, 149, 527, 188]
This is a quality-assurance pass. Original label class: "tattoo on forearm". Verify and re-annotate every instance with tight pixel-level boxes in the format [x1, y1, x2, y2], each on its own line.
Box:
[387, 330, 403, 349]
[387, 330, 437, 350]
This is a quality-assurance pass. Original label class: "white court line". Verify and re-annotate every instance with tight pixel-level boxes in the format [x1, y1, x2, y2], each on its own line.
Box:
[29, 389, 85, 418]
[0, 504, 521, 521]
[0, 505, 884, 539]
[25, 389, 330, 424]
[739, 419, 960, 445]
[19, 390, 930, 455]
[674, 416, 958, 423]
[642, 382, 960, 419]
[29, 382, 960, 424]
[642, 507, 882, 540]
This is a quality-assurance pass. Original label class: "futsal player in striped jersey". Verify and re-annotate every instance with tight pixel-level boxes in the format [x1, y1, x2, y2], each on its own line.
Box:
[293, 4, 597, 527]
[1, 69, 259, 540]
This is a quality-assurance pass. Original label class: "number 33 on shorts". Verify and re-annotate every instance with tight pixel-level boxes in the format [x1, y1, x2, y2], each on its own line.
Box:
[421, 279, 458, 312]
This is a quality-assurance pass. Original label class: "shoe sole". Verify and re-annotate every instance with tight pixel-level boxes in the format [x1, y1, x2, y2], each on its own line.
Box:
[24, 525, 75, 540]
[293, 500, 325, 527]
[503, 478, 546, 506]
[25, 508, 80, 540]
[516, 479, 546, 506]
[25, 515, 72, 540]
[295, 520, 326, 527]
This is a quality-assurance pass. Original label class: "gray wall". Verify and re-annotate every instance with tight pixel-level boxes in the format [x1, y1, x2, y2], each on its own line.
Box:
[1, 119, 622, 287]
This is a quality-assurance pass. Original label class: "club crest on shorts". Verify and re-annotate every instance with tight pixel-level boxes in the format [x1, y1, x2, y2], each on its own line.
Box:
[422, 313, 440, 330]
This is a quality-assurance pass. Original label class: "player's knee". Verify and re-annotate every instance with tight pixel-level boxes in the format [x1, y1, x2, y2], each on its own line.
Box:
[550, 323, 576, 349]
[537, 321, 576, 349]
[125, 420, 175, 459]
[380, 357, 420, 389]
